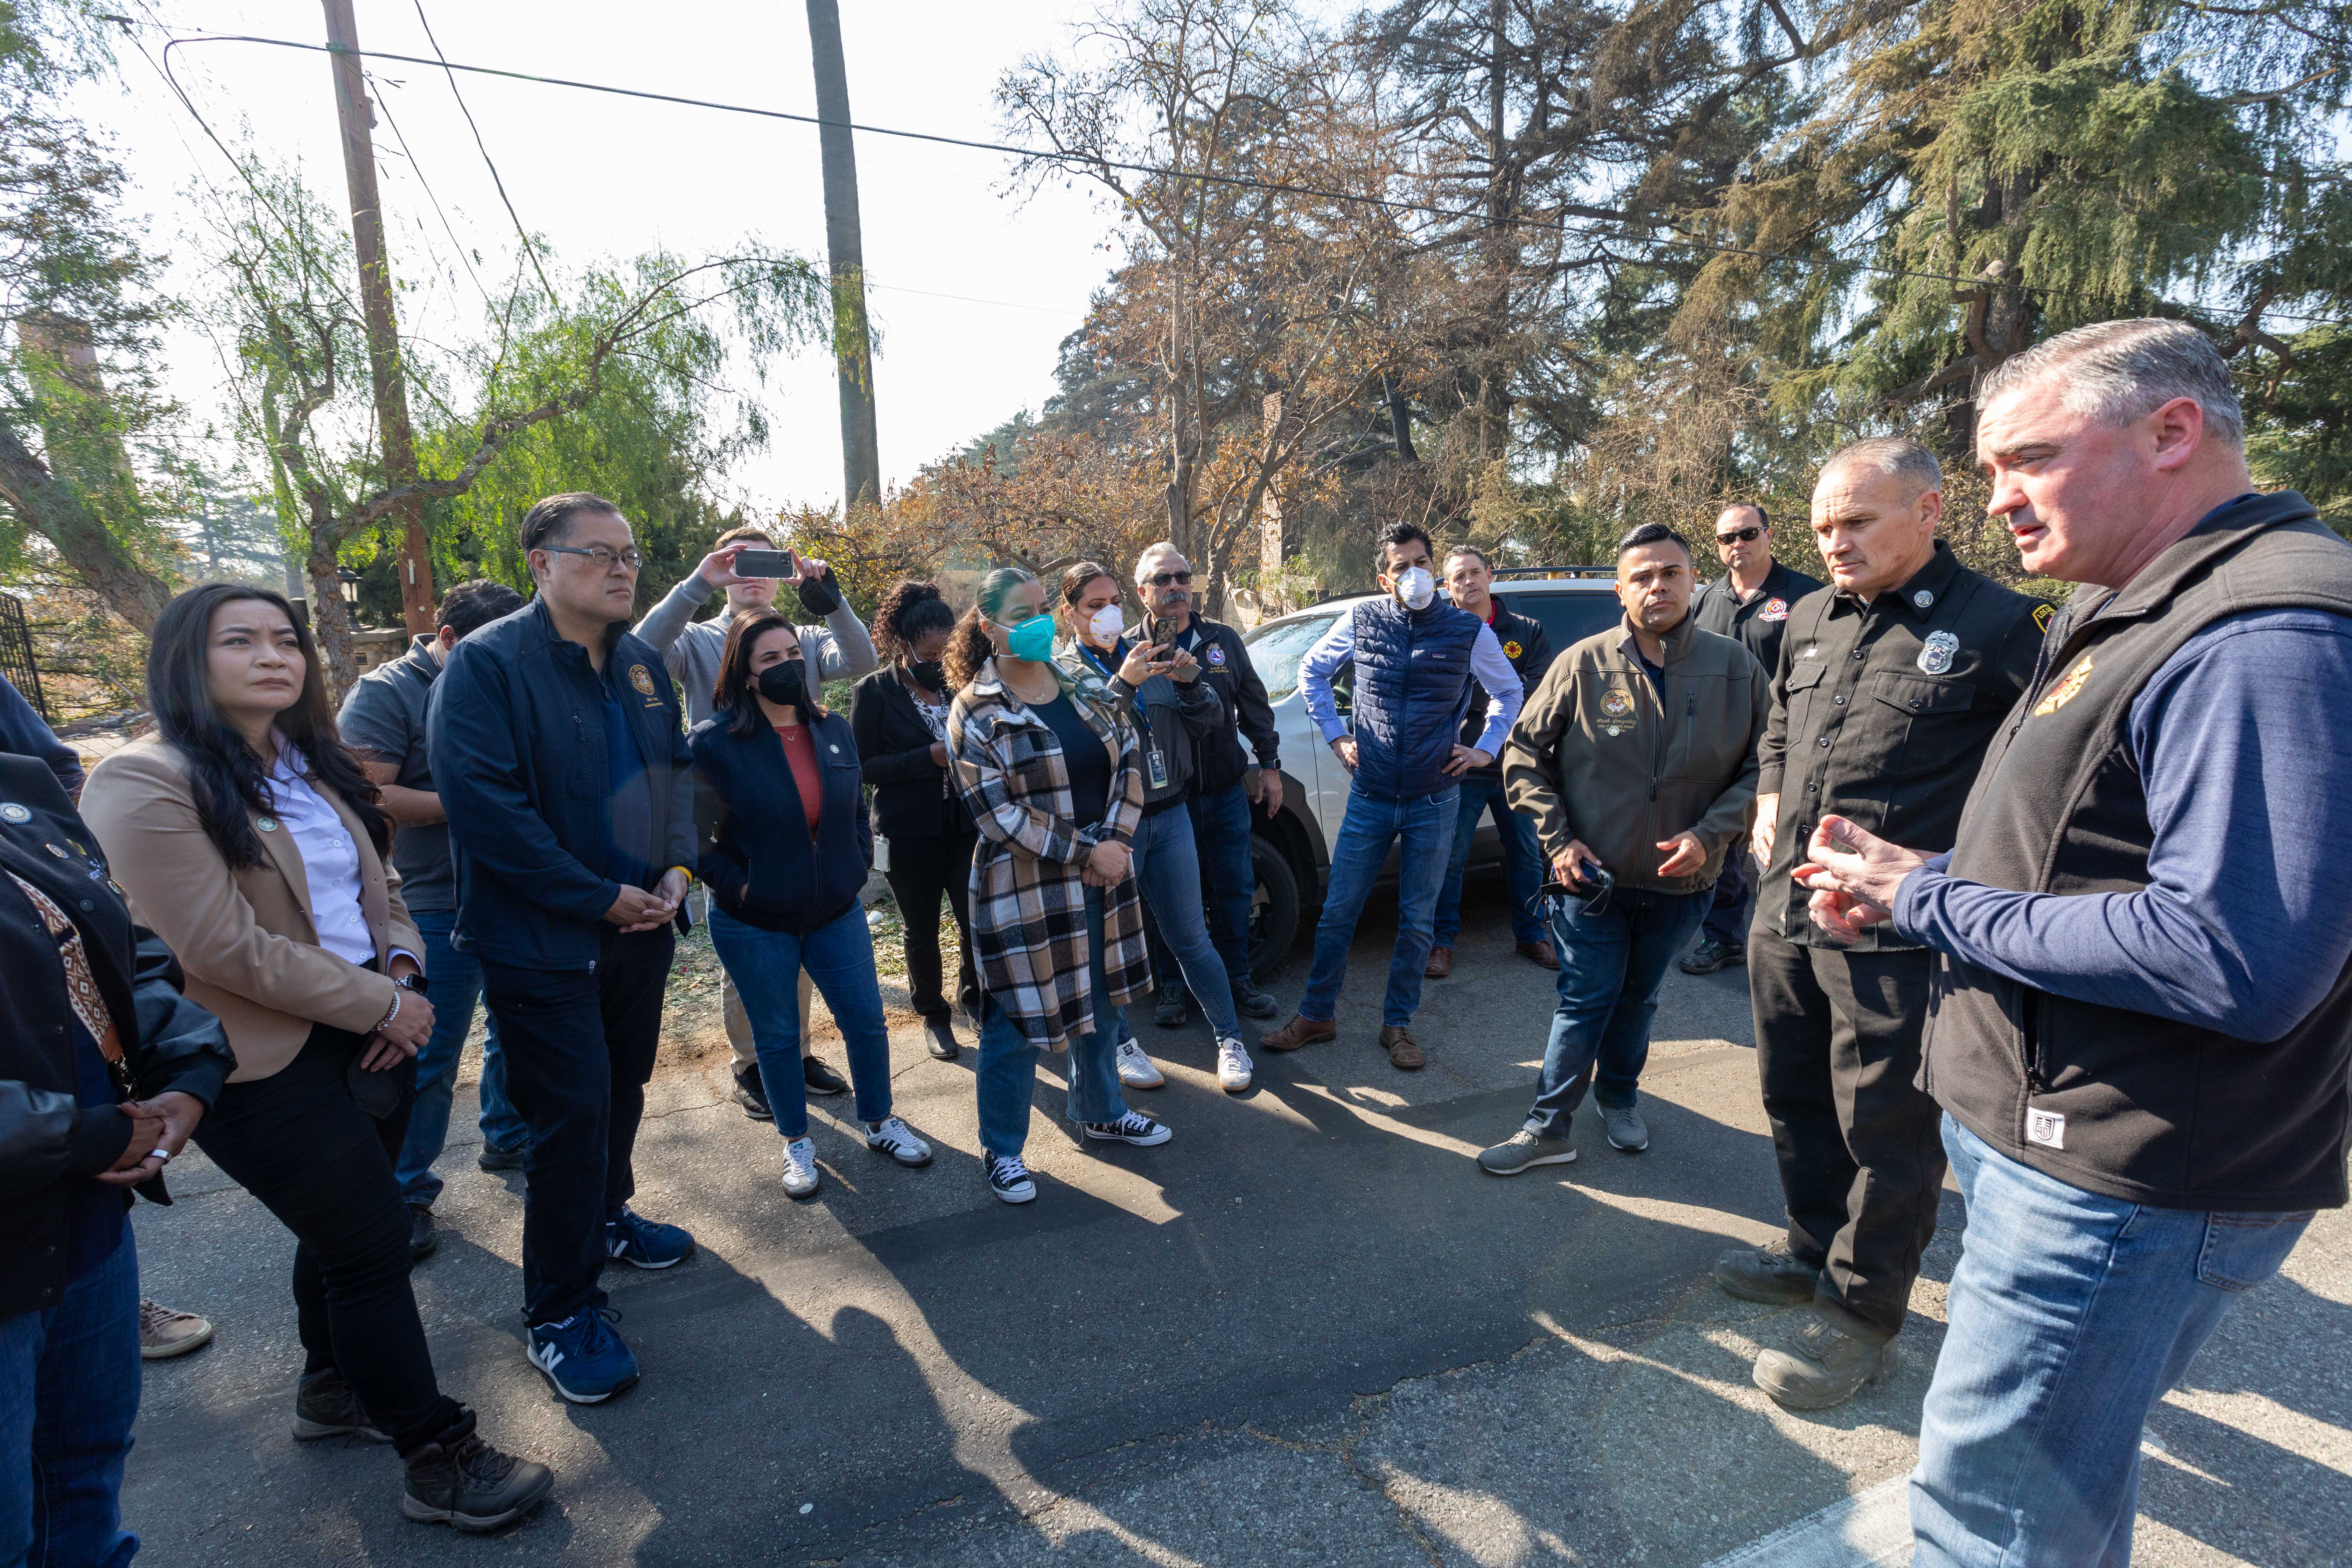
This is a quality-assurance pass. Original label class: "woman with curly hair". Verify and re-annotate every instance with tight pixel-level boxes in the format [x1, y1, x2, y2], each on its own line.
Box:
[850, 581, 979, 1060]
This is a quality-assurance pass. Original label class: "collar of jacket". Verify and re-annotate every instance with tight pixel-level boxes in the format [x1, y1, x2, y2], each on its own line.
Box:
[525, 595, 632, 665]
[2053, 489, 2319, 643]
[1612, 609, 1704, 667]
[1830, 538, 1963, 621]
[398, 636, 441, 685]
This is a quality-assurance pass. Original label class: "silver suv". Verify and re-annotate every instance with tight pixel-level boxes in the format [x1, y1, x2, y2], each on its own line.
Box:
[1233, 571, 1624, 972]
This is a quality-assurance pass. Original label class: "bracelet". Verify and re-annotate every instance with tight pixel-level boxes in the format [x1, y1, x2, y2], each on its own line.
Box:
[374, 989, 401, 1035]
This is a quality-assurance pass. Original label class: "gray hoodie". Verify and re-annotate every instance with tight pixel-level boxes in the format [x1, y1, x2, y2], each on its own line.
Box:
[633, 573, 878, 727]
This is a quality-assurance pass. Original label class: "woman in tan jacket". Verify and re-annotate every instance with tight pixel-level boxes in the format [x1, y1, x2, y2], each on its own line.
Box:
[80, 584, 552, 1534]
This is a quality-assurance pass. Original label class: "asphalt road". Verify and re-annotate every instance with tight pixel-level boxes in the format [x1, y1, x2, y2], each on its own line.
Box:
[122, 876, 2352, 1566]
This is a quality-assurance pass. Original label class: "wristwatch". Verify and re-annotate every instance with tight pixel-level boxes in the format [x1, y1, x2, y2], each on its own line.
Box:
[393, 972, 430, 997]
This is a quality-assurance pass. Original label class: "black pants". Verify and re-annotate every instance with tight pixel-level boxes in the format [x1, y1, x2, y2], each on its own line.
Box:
[882, 832, 979, 1023]
[1749, 922, 1947, 1343]
[193, 1025, 463, 1456]
[482, 924, 674, 1328]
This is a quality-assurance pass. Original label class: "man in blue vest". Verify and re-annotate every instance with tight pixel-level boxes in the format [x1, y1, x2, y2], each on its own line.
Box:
[1259, 522, 1524, 1069]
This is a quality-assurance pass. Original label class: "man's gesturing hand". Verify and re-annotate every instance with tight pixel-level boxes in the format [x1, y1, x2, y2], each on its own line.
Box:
[1790, 815, 1931, 941]
[1751, 792, 1778, 866]
[1655, 831, 1707, 878]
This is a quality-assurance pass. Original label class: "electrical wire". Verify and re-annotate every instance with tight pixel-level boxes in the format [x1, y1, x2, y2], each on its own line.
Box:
[370, 75, 493, 313]
[411, 1, 559, 309]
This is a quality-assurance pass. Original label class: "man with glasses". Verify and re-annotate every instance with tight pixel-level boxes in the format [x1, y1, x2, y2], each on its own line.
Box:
[1481, 523, 1768, 1173]
[636, 525, 877, 1120]
[430, 493, 699, 1405]
[1682, 504, 1820, 976]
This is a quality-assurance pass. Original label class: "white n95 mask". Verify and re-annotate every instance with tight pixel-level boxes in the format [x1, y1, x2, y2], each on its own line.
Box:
[1088, 604, 1126, 643]
[1395, 566, 1437, 611]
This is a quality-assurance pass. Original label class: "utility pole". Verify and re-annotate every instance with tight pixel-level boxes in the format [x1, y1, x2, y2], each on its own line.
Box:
[806, 0, 882, 508]
[323, 0, 435, 637]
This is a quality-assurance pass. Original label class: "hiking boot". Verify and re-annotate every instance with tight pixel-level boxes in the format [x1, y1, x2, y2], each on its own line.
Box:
[1231, 982, 1280, 1021]
[1379, 1025, 1425, 1070]
[1424, 946, 1454, 979]
[400, 1410, 555, 1533]
[1600, 1104, 1648, 1152]
[732, 1064, 773, 1121]
[1153, 986, 1189, 1029]
[293, 1367, 390, 1442]
[1477, 1128, 1578, 1176]
[803, 1055, 848, 1097]
[1752, 1310, 1899, 1412]
[924, 1019, 959, 1060]
[1115, 1037, 1166, 1089]
[1516, 939, 1559, 971]
[1715, 1239, 1822, 1305]
[1259, 1014, 1335, 1052]
[407, 1203, 437, 1262]
[476, 1139, 525, 1173]
[139, 1299, 213, 1360]
[1679, 938, 1746, 976]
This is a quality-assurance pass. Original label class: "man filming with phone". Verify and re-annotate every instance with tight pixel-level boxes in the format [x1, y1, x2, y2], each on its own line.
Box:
[1484, 523, 1767, 1175]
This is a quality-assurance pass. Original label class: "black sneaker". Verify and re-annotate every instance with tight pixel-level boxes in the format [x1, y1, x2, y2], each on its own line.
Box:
[731, 1064, 773, 1122]
[1678, 938, 1746, 976]
[803, 1055, 848, 1097]
[924, 1019, 959, 1060]
[1231, 982, 1280, 1021]
[1152, 986, 1189, 1029]
[986, 1152, 1036, 1204]
[1082, 1111, 1172, 1147]
[476, 1140, 525, 1173]
[293, 1367, 390, 1442]
[407, 1203, 438, 1262]
[400, 1411, 556, 1533]
[1715, 1238, 1822, 1305]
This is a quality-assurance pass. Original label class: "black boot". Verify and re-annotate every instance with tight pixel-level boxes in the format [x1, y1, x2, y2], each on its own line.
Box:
[401, 1409, 556, 1533]
[1153, 986, 1188, 1029]
[293, 1367, 390, 1442]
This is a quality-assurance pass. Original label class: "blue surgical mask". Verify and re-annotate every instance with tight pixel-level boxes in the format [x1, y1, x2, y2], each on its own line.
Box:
[996, 612, 1057, 663]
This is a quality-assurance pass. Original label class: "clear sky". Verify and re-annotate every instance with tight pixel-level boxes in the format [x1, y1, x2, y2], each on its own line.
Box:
[90, 0, 1118, 514]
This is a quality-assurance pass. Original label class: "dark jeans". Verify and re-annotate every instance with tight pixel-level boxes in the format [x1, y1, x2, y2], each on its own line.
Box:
[0, 1226, 139, 1567]
[1749, 922, 1946, 1343]
[194, 1024, 463, 1454]
[1146, 781, 1259, 991]
[1526, 886, 1711, 1134]
[1433, 773, 1546, 947]
[395, 908, 527, 1207]
[482, 925, 674, 1328]
[881, 832, 979, 1024]
[1700, 842, 1752, 947]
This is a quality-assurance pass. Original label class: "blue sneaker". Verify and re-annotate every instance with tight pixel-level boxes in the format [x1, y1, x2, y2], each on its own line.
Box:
[604, 1206, 694, 1270]
[526, 1308, 638, 1404]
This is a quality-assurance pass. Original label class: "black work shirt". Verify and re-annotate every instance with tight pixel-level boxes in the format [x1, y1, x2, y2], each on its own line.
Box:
[1754, 541, 2047, 951]
[1692, 561, 1823, 680]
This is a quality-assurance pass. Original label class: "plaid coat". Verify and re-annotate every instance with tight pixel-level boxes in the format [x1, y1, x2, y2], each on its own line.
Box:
[948, 658, 1149, 1052]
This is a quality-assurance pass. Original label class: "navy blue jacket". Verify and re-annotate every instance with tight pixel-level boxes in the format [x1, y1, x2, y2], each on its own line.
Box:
[427, 598, 696, 971]
[1353, 598, 1484, 799]
[690, 707, 872, 935]
[0, 674, 81, 798]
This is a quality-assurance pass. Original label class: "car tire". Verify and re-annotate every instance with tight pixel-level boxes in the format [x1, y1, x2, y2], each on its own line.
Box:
[1245, 831, 1302, 978]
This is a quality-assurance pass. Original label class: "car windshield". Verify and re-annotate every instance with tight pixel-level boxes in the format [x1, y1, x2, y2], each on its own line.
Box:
[1242, 611, 1341, 700]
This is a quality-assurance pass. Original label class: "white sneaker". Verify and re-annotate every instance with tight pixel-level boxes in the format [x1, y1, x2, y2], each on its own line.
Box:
[1215, 1035, 1253, 1093]
[1115, 1037, 1166, 1089]
[780, 1136, 820, 1198]
[864, 1116, 933, 1167]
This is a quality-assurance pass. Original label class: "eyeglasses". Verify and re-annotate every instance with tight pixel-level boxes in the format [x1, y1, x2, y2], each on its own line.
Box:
[541, 544, 642, 572]
[1147, 571, 1193, 587]
[1715, 526, 1765, 545]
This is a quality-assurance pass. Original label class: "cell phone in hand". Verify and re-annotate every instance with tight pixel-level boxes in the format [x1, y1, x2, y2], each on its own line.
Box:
[1150, 616, 1182, 652]
[733, 547, 797, 579]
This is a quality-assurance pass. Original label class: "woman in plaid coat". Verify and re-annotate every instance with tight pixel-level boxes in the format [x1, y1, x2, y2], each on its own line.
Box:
[944, 567, 1173, 1205]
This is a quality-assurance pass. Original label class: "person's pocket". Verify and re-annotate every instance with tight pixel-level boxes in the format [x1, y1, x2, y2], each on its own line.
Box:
[2197, 1210, 2314, 1292]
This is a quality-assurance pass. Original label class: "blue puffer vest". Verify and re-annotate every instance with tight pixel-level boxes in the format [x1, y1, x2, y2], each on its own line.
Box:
[1350, 597, 1481, 800]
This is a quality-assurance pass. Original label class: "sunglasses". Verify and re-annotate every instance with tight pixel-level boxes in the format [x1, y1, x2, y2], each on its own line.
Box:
[1148, 571, 1193, 587]
[1715, 526, 1765, 545]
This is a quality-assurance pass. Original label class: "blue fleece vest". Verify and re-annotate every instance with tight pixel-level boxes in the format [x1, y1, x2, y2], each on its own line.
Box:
[1350, 597, 1480, 800]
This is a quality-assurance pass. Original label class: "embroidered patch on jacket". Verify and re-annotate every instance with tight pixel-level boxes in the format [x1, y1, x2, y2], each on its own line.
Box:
[630, 664, 657, 697]
[2025, 1108, 2067, 1149]
[1917, 630, 1959, 675]
[1502, 639, 1522, 659]
[1600, 688, 1633, 719]
[1759, 598, 1789, 622]
[2032, 656, 2094, 717]
[1207, 645, 1226, 666]
[2032, 603, 2056, 634]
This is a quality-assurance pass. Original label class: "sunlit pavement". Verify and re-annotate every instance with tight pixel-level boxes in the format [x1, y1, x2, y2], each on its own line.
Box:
[124, 880, 2351, 1566]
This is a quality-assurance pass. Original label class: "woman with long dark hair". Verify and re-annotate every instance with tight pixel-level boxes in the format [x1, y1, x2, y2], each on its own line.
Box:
[692, 610, 934, 1199]
[946, 567, 1170, 1207]
[851, 580, 978, 1060]
[80, 583, 553, 1533]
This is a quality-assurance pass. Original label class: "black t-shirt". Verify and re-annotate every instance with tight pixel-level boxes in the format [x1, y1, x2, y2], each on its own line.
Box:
[1038, 693, 1111, 827]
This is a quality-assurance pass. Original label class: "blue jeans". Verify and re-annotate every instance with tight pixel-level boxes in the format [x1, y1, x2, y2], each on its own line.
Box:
[394, 909, 525, 1206]
[1910, 1116, 2312, 1568]
[1191, 782, 1258, 987]
[1700, 845, 1752, 947]
[0, 1226, 139, 1568]
[1525, 886, 1710, 1133]
[1300, 784, 1458, 1028]
[1131, 806, 1239, 1036]
[709, 903, 894, 1139]
[1432, 774, 1546, 947]
[975, 886, 1129, 1157]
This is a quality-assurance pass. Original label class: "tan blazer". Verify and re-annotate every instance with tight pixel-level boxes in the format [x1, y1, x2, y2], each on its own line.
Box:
[81, 735, 422, 1082]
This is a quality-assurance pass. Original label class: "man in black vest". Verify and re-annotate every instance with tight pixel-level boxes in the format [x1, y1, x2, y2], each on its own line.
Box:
[1794, 320, 2352, 1566]
[1715, 440, 2045, 1413]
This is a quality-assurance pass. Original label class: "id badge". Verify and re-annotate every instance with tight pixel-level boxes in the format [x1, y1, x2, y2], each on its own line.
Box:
[1146, 747, 1169, 790]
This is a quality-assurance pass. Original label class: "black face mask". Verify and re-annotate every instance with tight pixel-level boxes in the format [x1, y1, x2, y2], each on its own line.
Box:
[756, 658, 807, 708]
[907, 658, 947, 692]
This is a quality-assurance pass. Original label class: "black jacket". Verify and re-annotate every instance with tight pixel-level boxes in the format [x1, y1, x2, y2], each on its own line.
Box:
[0, 756, 233, 1320]
[1692, 560, 1825, 680]
[691, 707, 873, 935]
[850, 666, 973, 841]
[1458, 594, 1554, 780]
[1178, 615, 1280, 796]
[1060, 639, 1225, 812]
[428, 598, 697, 971]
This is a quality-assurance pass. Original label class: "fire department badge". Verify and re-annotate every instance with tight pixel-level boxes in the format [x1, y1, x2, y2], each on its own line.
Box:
[1503, 639, 1522, 659]
[629, 664, 657, 699]
[1917, 631, 1958, 676]
[2033, 655, 2094, 717]
[1759, 598, 1790, 622]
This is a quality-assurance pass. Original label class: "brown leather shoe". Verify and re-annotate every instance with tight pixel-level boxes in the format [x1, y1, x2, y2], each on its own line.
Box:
[1259, 1014, 1337, 1052]
[1379, 1025, 1426, 1070]
[1424, 946, 1454, 979]
[1516, 939, 1559, 971]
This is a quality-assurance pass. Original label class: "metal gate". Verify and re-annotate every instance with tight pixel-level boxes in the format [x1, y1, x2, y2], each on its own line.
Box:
[0, 593, 50, 722]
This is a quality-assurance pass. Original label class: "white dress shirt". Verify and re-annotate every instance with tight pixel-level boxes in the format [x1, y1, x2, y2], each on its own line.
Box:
[267, 745, 377, 967]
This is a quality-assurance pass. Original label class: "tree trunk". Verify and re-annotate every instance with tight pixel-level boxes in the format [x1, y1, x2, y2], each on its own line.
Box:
[0, 408, 172, 632]
[807, 0, 883, 507]
[306, 534, 358, 700]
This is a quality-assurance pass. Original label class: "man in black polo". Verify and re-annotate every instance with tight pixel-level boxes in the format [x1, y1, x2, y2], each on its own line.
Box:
[1714, 437, 2045, 1411]
[1681, 503, 1821, 976]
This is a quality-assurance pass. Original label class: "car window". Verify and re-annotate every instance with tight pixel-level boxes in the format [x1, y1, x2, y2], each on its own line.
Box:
[1242, 611, 1342, 700]
[1509, 592, 1622, 659]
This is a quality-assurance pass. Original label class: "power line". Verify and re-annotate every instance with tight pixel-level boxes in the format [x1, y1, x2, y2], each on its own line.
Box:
[370, 75, 492, 312]
[411, 1, 558, 309]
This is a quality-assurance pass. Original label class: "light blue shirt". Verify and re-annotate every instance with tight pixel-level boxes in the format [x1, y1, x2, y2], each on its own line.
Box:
[1299, 605, 1525, 757]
